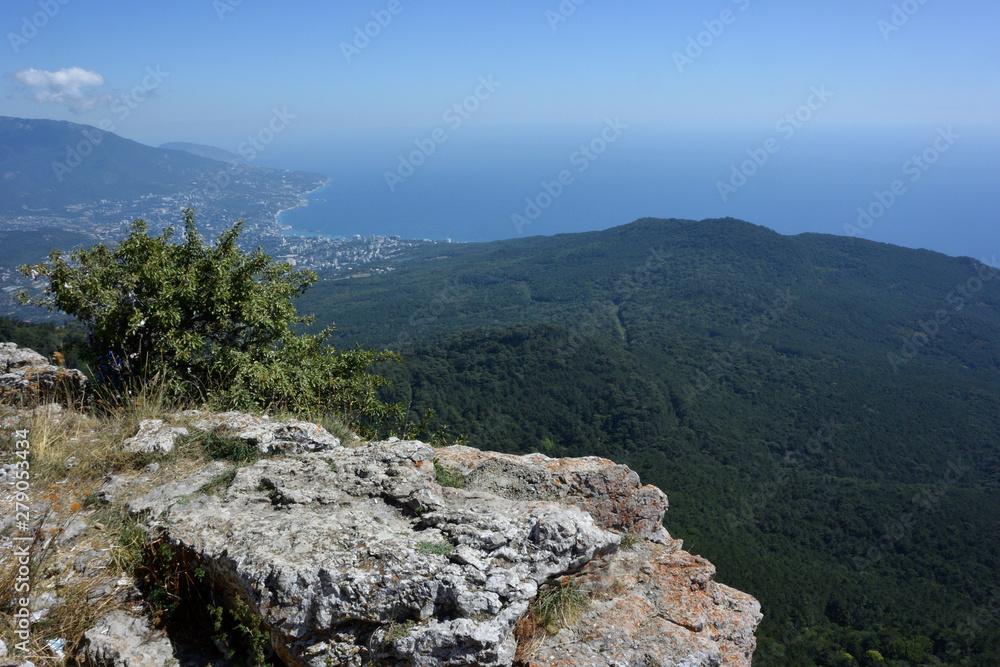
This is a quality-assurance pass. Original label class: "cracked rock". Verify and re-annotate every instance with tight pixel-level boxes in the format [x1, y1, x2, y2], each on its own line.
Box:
[121, 439, 759, 667]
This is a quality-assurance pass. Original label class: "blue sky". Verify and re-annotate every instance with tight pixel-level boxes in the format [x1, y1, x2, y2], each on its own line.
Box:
[2, 1, 999, 256]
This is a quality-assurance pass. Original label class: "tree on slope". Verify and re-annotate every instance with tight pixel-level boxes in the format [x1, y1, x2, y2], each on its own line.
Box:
[18, 209, 400, 429]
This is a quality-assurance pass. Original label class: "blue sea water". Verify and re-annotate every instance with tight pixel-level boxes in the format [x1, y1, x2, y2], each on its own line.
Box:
[268, 125, 999, 260]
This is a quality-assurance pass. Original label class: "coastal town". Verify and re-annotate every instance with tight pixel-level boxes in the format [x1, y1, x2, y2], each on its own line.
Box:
[0, 168, 445, 320]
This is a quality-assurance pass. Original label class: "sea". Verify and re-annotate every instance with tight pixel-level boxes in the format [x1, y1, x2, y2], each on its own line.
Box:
[265, 125, 999, 260]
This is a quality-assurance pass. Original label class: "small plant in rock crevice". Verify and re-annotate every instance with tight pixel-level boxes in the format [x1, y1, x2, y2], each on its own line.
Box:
[513, 577, 590, 662]
[433, 459, 466, 488]
[417, 540, 454, 556]
[209, 596, 272, 666]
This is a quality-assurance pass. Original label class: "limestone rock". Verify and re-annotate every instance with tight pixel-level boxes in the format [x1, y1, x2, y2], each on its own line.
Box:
[97, 475, 138, 504]
[127, 461, 234, 517]
[436, 446, 671, 542]
[123, 419, 188, 455]
[96, 476, 129, 504]
[190, 410, 341, 454]
[77, 610, 176, 667]
[0, 343, 87, 401]
[525, 541, 761, 666]
[59, 517, 89, 544]
[125, 439, 760, 667]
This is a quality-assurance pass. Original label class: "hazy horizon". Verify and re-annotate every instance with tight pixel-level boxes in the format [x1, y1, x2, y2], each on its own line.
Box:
[3, 0, 998, 258]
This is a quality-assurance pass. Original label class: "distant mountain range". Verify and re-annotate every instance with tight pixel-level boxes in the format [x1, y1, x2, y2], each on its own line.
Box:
[0, 116, 325, 217]
[0, 116, 227, 215]
[298, 218, 1000, 664]
[160, 141, 245, 164]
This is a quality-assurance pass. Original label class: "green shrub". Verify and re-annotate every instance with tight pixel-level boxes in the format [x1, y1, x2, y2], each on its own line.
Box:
[17, 210, 401, 431]
[619, 533, 639, 550]
[209, 597, 271, 666]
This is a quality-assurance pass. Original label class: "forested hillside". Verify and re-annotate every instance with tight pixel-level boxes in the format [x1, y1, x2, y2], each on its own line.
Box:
[299, 218, 1000, 665]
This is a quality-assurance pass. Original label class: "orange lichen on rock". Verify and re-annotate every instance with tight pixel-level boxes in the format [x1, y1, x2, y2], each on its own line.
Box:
[527, 540, 762, 667]
[435, 445, 671, 541]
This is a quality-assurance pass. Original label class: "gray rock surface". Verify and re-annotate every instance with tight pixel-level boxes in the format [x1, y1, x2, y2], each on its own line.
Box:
[97, 475, 139, 504]
[436, 446, 672, 542]
[127, 461, 233, 516]
[123, 420, 189, 455]
[0, 343, 87, 400]
[188, 410, 341, 455]
[524, 540, 762, 667]
[77, 610, 176, 667]
[124, 439, 760, 667]
[59, 517, 89, 544]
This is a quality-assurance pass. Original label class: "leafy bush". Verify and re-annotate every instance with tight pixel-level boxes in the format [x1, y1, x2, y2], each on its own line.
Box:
[17, 210, 400, 430]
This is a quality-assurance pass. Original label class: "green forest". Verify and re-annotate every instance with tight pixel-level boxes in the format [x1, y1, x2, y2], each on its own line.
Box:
[7, 217, 999, 665]
[297, 218, 1000, 666]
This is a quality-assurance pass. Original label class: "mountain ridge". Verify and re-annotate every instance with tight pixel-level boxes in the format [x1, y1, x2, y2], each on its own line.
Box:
[0, 116, 326, 218]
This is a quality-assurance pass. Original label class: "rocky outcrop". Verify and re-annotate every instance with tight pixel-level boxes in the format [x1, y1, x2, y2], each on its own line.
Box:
[123, 432, 760, 666]
[0, 347, 758, 667]
[526, 544, 761, 666]
[0, 342, 87, 401]
[123, 419, 189, 455]
[184, 410, 342, 454]
[435, 446, 672, 543]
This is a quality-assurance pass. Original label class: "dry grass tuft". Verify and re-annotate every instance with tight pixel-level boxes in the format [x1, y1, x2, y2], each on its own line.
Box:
[0, 381, 204, 662]
[513, 577, 590, 663]
[0, 516, 123, 663]
[513, 611, 549, 663]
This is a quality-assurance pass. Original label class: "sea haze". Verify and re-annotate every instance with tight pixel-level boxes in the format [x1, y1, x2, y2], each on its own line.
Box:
[268, 125, 999, 259]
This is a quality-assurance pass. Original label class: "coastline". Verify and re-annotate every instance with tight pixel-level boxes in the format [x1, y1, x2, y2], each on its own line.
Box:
[273, 177, 333, 232]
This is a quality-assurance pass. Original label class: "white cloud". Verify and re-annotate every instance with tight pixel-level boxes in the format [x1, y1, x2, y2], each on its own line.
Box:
[9, 67, 110, 113]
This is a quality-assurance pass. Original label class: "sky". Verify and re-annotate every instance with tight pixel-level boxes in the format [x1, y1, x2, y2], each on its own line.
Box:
[2, 0, 999, 257]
